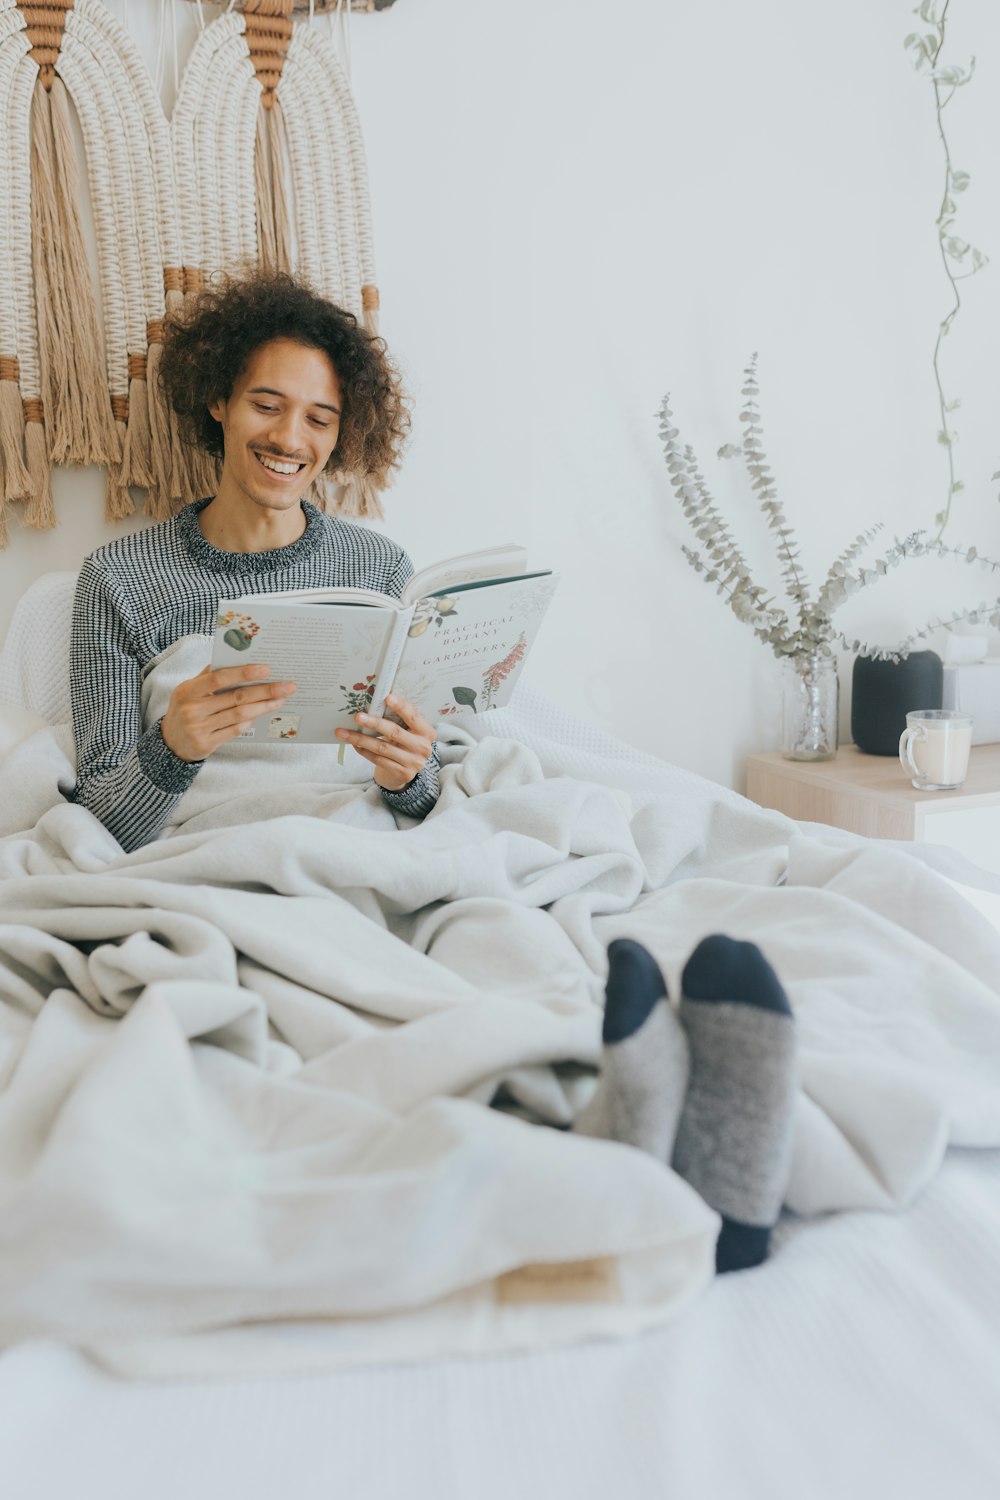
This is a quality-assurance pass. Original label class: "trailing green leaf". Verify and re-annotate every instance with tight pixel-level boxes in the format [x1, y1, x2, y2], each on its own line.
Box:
[905, 0, 991, 537]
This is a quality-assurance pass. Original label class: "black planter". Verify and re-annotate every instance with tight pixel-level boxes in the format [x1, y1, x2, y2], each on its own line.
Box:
[850, 651, 943, 756]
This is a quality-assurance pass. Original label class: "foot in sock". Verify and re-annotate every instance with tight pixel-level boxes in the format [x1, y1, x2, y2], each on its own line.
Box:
[671, 934, 797, 1274]
[574, 938, 690, 1161]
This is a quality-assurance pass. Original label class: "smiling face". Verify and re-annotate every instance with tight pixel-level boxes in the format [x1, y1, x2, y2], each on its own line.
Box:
[208, 337, 343, 515]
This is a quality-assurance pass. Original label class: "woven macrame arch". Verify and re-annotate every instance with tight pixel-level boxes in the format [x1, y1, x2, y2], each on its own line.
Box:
[0, 0, 388, 544]
[0, 0, 185, 529]
[174, 3, 384, 516]
[0, 12, 41, 543]
[65, 0, 191, 518]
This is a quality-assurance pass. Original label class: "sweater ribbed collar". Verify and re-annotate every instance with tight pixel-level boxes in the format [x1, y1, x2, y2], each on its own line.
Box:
[176, 497, 325, 573]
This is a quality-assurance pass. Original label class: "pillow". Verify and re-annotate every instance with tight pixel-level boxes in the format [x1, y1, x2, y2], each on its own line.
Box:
[0, 702, 52, 762]
[0, 571, 78, 724]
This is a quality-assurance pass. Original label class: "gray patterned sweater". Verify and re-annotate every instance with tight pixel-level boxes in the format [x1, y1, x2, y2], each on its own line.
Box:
[69, 498, 441, 852]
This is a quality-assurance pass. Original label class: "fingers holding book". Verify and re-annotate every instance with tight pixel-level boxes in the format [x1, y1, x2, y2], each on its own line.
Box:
[161, 664, 298, 762]
[336, 692, 435, 792]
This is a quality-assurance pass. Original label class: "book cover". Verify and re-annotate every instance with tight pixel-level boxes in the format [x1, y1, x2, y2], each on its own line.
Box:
[392, 573, 559, 720]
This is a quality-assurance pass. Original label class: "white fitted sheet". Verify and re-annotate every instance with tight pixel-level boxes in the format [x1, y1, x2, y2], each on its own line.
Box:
[3, 1146, 999, 1500]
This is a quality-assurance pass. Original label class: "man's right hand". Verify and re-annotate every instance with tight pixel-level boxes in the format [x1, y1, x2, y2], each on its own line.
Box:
[161, 665, 297, 763]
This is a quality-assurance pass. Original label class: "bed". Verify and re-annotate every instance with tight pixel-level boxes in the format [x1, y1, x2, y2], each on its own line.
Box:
[2, 571, 1000, 1500]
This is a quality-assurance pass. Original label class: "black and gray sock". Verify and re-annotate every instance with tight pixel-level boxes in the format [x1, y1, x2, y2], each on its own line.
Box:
[574, 938, 690, 1161]
[672, 934, 797, 1274]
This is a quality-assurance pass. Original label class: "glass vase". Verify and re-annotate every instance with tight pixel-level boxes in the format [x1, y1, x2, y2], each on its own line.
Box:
[781, 652, 839, 761]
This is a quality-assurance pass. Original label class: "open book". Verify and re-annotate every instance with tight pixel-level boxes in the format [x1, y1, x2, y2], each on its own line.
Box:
[211, 544, 559, 745]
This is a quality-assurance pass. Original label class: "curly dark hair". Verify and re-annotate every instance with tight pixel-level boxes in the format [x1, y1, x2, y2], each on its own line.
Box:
[158, 270, 410, 490]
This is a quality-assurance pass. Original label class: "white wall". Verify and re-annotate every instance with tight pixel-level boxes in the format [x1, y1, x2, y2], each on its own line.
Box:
[4, 0, 1000, 790]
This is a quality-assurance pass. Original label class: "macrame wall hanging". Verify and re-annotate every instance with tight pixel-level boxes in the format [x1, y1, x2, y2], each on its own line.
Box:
[0, 0, 395, 548]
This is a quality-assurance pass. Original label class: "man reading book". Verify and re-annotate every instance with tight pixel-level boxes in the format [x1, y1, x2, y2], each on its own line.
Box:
[69, 271, 440, 853]
[69, 271, 798, 1276]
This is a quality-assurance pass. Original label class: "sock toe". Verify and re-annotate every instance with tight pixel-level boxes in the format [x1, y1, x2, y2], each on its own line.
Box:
[716, 1219, 772, 1275]
[682, 935, 791, 1016]
[574, 939, 688, 1160]
[603, 938, 669, 1042]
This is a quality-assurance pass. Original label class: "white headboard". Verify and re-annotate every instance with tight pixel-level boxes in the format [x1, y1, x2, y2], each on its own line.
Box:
[0, 571, 78, 724]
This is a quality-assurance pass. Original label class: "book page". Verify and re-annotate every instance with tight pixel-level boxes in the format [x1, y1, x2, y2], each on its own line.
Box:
[392, 574, 559, 720]
[367, 608, 415, 723]
[401, 545, 529, 605]
[233, 586, 401, 609]
[212, 600, 397, 744]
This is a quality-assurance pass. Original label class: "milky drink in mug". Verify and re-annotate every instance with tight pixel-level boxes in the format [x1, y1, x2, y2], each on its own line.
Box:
[898, 709, 973, 791]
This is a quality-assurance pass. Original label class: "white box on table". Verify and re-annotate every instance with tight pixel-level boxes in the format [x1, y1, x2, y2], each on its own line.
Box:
[942, 661, 1000, 745]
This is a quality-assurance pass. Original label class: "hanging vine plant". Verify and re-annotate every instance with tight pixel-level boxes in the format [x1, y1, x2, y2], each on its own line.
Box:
[904, 0, 992, 537]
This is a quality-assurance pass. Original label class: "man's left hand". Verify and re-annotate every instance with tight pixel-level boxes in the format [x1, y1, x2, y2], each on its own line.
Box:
[336, 693, 436, 792]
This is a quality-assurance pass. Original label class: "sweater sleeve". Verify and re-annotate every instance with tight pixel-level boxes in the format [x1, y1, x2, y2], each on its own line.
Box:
[377, 545, 442, 820]
[68, 557, 203, 853]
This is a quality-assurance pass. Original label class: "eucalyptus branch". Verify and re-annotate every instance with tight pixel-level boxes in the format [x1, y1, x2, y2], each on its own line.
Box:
[660, 398, 764, 604]
[737, 355, 810, 608]
[660, 362, 1000, 665]
[681, 545, 791, 646]
[836, 600, 1000, 662]
[818, 523, 885, 595]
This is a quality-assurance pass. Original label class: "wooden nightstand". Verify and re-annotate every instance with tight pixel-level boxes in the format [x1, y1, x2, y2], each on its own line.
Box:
[746, 744, 1000, 875]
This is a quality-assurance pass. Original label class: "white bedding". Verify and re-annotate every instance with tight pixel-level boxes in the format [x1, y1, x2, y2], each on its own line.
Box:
[2, 646, 1000, 1386]
[3, 567, 1000, 1500]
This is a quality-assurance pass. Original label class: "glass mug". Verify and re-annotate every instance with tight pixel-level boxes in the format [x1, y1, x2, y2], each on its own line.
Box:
[898, 709, 973, 791]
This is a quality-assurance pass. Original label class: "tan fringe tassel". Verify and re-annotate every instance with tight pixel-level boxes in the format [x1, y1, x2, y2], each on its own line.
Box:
[173, 441, 199, 507]
[22, 405, 56, 530]
[176, 437, 217, 506]
[0, 374, 34, 506]
[145, 351, 175, 517]
[105, 396, 135, 520]
[254, 105, 293, 273]
[307, 472, 332, 513]
[197, 448, 221, 502]
[335, 471, 384, 521]
[361, 284, 380, 338]
[179, 272, 207, 502]
[144, 316, 173, 518]
[30, 80, 120, 468]
[161, 280, 190, 510]
[105, 464, 134, 519]
[121, 354, 155, 491]
[161, 270, 219, 506]
[268, 103, 293, 273]
[254, 109, 278, 271]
